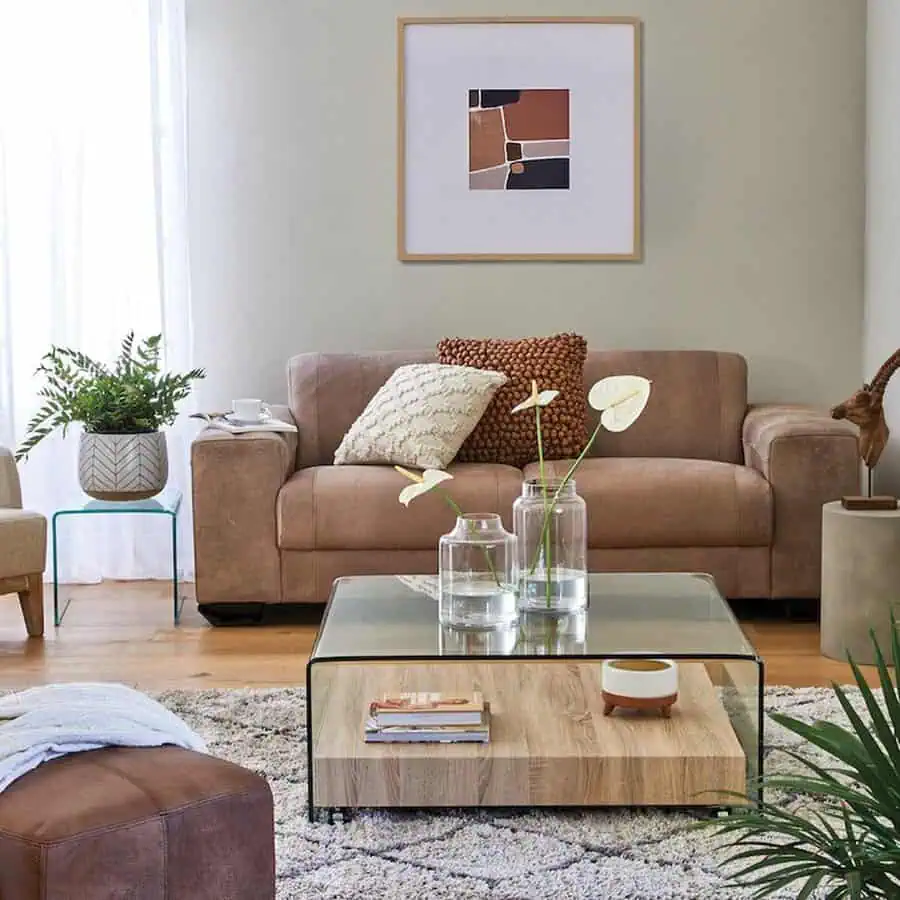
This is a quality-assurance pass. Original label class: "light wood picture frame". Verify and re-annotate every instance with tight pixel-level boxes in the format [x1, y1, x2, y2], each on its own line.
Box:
[397, 17, 642, 262]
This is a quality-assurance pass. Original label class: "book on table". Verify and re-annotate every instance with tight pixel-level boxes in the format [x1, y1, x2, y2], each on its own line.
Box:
[364, 711, 490, 744]
[364, 692, 491, 743]
[369, 691, 485, 727]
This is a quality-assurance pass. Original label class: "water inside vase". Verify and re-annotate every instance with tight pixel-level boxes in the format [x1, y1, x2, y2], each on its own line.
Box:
[519, 567, 588, 611]
[440, 573, 518, 630]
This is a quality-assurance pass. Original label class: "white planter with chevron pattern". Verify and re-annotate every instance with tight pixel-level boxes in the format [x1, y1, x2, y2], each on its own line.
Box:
[78, 432, 169, 501]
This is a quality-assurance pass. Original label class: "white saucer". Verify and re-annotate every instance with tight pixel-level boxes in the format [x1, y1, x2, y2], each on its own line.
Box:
[224, 412, 270, 426]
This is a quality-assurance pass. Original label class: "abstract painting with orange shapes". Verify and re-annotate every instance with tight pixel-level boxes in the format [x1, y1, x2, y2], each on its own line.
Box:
[468, 89, 570, 190]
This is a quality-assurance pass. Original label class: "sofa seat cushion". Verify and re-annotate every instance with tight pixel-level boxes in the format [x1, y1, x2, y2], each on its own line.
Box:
[522, 458, 772, 548]
[278, 463, 523, 551]
[0, 510, 46, 578]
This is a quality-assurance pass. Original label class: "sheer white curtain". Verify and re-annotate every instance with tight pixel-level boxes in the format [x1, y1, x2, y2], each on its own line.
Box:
[0, 0, 197, 581]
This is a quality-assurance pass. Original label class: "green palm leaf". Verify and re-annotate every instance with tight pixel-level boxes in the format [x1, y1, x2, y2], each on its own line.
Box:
[701, 618, 900, 898]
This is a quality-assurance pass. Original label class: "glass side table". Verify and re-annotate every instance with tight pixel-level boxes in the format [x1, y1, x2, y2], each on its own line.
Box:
[52, 489, 185, 626]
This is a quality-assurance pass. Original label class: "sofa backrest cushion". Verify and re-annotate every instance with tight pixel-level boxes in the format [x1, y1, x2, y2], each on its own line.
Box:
[289, 351, 435, 469]
[287, 349, 748, 468]
[583, 350, 747, 464]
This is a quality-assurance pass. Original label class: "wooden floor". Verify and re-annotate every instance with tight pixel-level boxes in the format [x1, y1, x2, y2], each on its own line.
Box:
[0, 581, 881, 690]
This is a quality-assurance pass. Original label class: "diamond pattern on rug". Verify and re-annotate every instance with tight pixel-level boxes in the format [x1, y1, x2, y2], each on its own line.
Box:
[273, 840, 356, 880]
[336, 811, 466, 853]
[490, 808, 689, 852]
[389, 821, 585, 878]
[295, 855, 494, 900]
[493, 857, 730, 900]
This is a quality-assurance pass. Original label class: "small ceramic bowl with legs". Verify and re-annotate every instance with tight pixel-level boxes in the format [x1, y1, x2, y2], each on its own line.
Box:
[601, 658, 678, 717]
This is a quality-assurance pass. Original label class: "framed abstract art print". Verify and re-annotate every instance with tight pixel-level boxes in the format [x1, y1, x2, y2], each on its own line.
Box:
[397, 17, 642, 261]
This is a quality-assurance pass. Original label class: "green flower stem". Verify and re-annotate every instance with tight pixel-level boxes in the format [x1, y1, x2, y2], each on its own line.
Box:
[545, 615, 558, 653]
[437, 489, 504, 590]
[536, 405, 547, 485]
[437, 489, 464, 519]
[535, 406, 552, 607]
[556, 418, 605, 494]
[527, 419, 605, 581]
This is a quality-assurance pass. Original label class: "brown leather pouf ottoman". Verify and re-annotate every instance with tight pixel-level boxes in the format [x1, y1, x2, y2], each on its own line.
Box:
[0, 746, 275, 899]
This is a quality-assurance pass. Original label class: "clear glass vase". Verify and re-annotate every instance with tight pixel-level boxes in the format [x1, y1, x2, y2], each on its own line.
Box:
[513, 478, 588, 613]
[438, 514, 518, 629]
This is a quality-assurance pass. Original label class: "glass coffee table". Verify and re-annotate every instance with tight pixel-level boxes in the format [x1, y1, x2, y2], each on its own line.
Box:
[307, 573, 763, 822]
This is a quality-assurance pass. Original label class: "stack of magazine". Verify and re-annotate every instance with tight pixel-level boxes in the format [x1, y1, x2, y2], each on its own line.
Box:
[364, 691, 490, 743]
[189, 412, 297, 435]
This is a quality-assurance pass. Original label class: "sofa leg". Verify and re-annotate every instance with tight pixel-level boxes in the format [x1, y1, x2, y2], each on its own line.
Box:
[18, 574, 45, 638]
[198, 602, 266, 626]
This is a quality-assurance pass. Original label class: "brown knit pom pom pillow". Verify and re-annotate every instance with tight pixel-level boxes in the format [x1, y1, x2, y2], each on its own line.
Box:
[436, 333, 588, 467]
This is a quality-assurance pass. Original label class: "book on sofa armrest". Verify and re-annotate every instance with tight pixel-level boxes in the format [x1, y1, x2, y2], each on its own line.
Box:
[190, 412, 297, 435]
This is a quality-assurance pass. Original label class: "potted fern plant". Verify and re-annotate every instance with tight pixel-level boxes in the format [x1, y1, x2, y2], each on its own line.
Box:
[16, 333, 205, 501]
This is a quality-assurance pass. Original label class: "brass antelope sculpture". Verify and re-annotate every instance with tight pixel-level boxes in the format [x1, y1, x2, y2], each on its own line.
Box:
[831, 348, 900, 475]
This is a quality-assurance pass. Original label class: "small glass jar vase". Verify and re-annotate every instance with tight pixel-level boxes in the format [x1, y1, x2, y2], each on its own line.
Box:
[438, 514, 518, 629]
[513, 478, 588, 613]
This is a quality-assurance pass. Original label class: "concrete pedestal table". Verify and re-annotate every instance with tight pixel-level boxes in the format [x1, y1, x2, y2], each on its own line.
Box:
[821, 500, 900, 664]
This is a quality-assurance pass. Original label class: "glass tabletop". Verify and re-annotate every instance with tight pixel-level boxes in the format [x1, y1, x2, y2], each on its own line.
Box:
[54, 488, 182, 516]
[311, 572, 759, 662]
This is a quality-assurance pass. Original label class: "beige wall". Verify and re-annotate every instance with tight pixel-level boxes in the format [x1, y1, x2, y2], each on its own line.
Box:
[186, 0, 866, 413]
[866, 0, 900, 496]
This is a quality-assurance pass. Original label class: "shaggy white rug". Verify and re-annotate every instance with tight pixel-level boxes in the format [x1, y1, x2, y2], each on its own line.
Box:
[151, 685, 862, 900]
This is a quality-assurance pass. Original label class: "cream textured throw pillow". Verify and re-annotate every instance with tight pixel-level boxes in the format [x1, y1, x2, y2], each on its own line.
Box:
[333, 364, 508, 469]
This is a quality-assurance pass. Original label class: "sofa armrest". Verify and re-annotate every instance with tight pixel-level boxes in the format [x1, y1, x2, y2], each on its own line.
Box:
[191, 425, 297, 608]
[742, 404, 859, 598]
[0, 446, 22, 509]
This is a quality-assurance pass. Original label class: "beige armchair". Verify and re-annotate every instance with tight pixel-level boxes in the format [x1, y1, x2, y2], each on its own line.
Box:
[0, 446, 46, 637]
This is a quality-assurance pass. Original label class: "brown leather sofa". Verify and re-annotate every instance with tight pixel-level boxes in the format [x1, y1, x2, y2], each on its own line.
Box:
[191, 349, 860, 622]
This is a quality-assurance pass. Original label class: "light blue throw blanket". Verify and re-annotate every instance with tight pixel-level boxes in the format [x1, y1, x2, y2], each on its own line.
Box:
[0, 682, 206, 792]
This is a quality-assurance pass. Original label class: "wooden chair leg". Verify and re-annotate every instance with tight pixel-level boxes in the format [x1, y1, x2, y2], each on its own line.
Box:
[18, 574, 45, 638]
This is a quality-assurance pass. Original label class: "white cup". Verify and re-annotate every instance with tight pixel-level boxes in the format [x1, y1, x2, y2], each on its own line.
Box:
[232, 398, 265, 421]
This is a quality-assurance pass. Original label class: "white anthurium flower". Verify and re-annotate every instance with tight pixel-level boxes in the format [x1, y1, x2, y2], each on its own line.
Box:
[395, 466, 454, 506]
[511, 379, 560, 414]
[588, 375, 652, 432]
